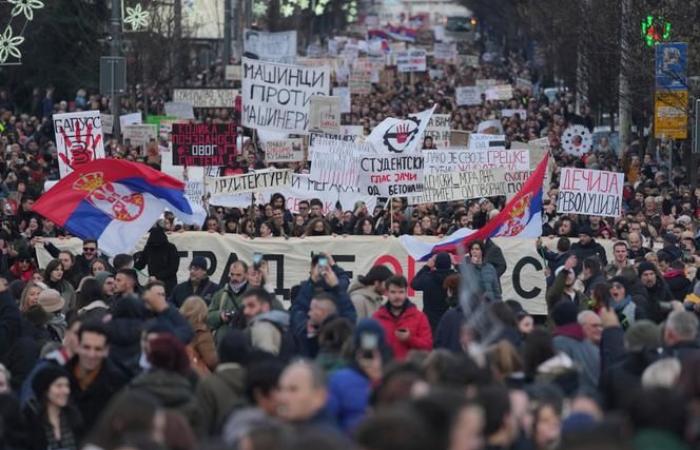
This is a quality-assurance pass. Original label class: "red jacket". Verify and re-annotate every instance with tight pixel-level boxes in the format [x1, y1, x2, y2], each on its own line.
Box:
[373, 301, 433, 360]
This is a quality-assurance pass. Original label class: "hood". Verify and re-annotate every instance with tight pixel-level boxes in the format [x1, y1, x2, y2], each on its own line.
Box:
[250, 310, 289, 327]
[147, 226, 169, 247]
[553, 323, 585, 341]
[348, 279, 368, 294]
[215, 363, 246, 390]
[349, 283, 383, 302]
[131, 370, 193, 407]
[78, 300, 109, 315]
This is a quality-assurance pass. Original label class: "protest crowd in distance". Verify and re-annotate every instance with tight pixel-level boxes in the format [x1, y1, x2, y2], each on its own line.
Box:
[0, 12, 700, 450]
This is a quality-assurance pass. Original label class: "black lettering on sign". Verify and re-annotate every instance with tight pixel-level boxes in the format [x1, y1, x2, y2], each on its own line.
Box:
[192, 251, 217, 276]
[265, 254, 290, 299]
[512, 256, 542, 299]
[332, 254, 356, 280]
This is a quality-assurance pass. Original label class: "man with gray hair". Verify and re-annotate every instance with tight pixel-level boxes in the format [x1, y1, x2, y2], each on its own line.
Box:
[276, 360, 333, 429]
[663, 310, 700, 361]
[578, 310, 603, 345]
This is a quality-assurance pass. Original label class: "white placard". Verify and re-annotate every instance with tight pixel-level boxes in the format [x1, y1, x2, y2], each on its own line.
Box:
[396, 49, 427, 72]
[309, 138, 372, 185]
[501, 109, 527, 119]
[244, 29, 297, 64]
[242, 58, 331, 133]
[358, 153, 424, 196]
[164, 102, 195, 119]
[424, 148, 529, 173]
[123, 124, 157, 148]
[484, 85, 513, 101]
[172, 89, 238, 108]
[225, 65, 241, 81]
[101, 114, 114, 134]
[263, 139, 305, 163]
[52, 110, 106, 178]
[423, 114, 451, 148]
[333, 87, 351, 113]
[433, 42, 456, 61]
[468, 133, 507, 150]
[456, 86, 482, 106]
[407, 168, 511, 204]
[119, 112, 142, 129]
[557, 168, 623, 218]
[210, 170, 293, 196]
[308, 96, 341, 134]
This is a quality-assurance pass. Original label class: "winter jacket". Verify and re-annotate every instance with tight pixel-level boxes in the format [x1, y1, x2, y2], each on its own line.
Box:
[195, 362, 248, 436]
[582, 273, 606, 297]
[642, 279, 674, 323]
[46, 279, 76, 315]
[130, 368, 202, 433]
[372, 301, 432, 360]
[484, 239, 507, 277]
[470, 262, 502, 302]
[552, 323, 600, 393]
[348, 282, 383, 321]
[546, 270, 588, 312]
[66, 356, 129, 431]
[8, 261, 35, 283]
[0, 289, 20, 360]
[188, 323, 219, 373]
[170, 277, 219, 308]
[541, 248, 571, 286]
[326, 364, 372, 434]
[571, 239, 608, 269]
[207, 282, 250, 334]
[135, 228, 180, 295]
[410, 266, 455, 332]
[663, 269, 691, 301]
[612, 295, 645, 330]
[434, 306, 464, 353]
[663, 340, 700, 362]
[247, 310, 290, 356]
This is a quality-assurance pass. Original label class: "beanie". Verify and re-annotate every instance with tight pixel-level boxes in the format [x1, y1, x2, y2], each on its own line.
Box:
[637, 261, 656, 277]
[435, 252, 453, 271]
[32, 365, 69, 401]
[609, 276, 628, 292]
[551, 301, 578, 326]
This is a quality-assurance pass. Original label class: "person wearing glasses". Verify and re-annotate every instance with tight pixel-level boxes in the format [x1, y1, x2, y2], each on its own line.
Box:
[43, 239, 108, 279]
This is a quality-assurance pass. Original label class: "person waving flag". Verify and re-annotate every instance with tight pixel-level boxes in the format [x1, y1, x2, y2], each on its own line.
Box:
[33, 159, 205, 255]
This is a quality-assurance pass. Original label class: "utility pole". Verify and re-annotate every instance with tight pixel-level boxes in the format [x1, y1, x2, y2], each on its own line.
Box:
[110, 0, 122, 140]
[174, 0, 182, 85]
[618, 0, 632, 160]
[575, 0, 591, 114]
[224, 0, 232, 65]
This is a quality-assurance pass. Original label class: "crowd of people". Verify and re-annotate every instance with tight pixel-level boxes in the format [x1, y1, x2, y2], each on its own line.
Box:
[0, 23, 699, 450]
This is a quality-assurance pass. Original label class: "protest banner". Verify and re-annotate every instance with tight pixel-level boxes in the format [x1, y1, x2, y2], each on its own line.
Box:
[243, 29, 297, 64]
[309, 131, 359, 149]
[258, 174, 377, 214]
[225, 65, 242, 81]
[339, 125, 365, 139]
[308, 96, 341, 134]
[455, 86, 482, 106]
[396, 49, 427, 72]
[122, 124, 157, 148]
[458, 54, 480, 67]
[485, 85, 514, 101]
[423, 114, 451, 148]
[433, 42, 456, 61]
[101, 114, 114, 134]
[424, 148, 529, 173]
[241, 58, 331, 133]
[209, 170, 293, 196]
[263, 139, 304, 163]
[333, 86, 351, 113]
[349, 66, 372, 95]
[369, 106, 435, 154]
[476, 79, 499, 88]
[171, 122, 237, 166]
[406, 168, 512, 204]
[358, 154, 424, 196]
[52, 110, 106, 178]
[468, 133, 507, 150]
[172, 89, 238, 108]
[477, 119, 505, 135]
[309, 138, 373, 185]
[164, 101, 195, 119]
[119, 112, 142, 128]
[501, 109, 527, 119]
[557, 167, 623, 218]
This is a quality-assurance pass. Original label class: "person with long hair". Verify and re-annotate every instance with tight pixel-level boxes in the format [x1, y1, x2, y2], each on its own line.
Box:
[22, 365, 82, 450]
[466, 241, 502, 302]
[19, 281, 45, 313]
[180, 296, 219, 375]
[75, 277, 109, 322]
[43, 259, 76, 315]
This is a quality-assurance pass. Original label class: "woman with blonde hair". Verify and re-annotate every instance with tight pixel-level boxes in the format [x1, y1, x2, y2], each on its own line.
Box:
[20, 281, 45, 312]
[179, 296, 218, 375]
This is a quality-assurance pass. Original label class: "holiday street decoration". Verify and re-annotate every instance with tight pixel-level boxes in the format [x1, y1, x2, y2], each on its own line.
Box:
[0, 0, 45, 65]
[123, 3, 149, 31]
[641, 15, 671, 48]
[561, 125, 593, 157]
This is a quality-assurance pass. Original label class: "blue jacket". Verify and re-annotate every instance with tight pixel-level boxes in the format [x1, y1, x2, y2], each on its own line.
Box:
[326, 365, 371, 433]
[434, 306, 464, 353]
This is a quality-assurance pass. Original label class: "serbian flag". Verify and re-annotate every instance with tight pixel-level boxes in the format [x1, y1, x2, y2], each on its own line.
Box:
[34, 159, 206, 255]
[400, 153, 550, 261]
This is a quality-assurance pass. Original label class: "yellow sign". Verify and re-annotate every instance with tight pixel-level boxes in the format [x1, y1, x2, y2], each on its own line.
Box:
[655, 90, 688, 139]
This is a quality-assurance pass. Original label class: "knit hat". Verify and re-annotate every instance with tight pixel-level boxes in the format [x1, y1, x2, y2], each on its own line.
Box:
[551, 301, 578, 326]
[37, 289, 65, 313]
[435, 252, 452, 271]
[32, 365, 69, 401]
[637, 261, 657, 277]
[578, 224, 593, 237]
[624, 320, 661, 352]
[609, 276, 628, 292]
[218, 329, 251, 365]
[190, 256, 208, 271]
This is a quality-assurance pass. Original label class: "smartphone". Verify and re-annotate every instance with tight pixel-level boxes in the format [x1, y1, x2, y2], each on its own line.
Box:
[318, 257, 328, 268]
[253, 252, 263, 269]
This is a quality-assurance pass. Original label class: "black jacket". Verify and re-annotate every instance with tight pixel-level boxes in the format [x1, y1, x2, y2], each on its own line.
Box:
[571, 239, 608, 269]
[0, 290, 20, 359]
[434, 306, 464, 353]
[135, 228, 180, 296]
[644, 279, 674, 323]
[170, 277, 219, 308]
[65, 355, 129, 430]
[411, 266, 455, 332]
[484, 239, 507, 277]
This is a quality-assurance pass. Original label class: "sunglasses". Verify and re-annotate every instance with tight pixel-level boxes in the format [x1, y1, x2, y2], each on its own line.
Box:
[83, 247, 96, 252]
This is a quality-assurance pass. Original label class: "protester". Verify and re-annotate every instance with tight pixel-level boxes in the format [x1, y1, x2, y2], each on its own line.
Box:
[348, 265, 393, 321]
[411, 252, 456, 332]
[179, 296, 219, 375]
[170, 256, 219, 308]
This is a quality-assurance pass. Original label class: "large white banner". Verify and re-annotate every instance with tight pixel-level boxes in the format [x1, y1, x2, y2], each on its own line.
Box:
[424, 148, 530, 173]
[243, 29, 297, 64]
[52, 110, 106, 178]
[557, 167, 624, 218]
[407, 168, 512, 204]
[263, 139, 305, 163]
[242, 58, 331, 133]
[38, 235, 615, 315]
[209, 170, 293, 196]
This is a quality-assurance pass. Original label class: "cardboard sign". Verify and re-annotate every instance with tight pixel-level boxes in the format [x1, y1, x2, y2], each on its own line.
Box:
[123, 124, 157, 148]
[468, 133, 507, 150]
[101, 114, 114, 135]
[119, 112, 142, 129]
[241, 58, 331, 133]
[225, 65, 241, 81]
[172, 89, 238, 108]
[396, 49, 427, 72]
[433, 42, 456, 61]
[407, 168, 510, 204]
[456, 86, 482, 106]
[501, 109, 527, 119]
[309, 137, 373, 185]
[52, 110, 106, 177]
[243, 29, 297, 64]
[165, 101, 195, 119]
[308, 96, 341, 134]
[557, 167, 623, 218]
[333, 86, 351, 113]
[171, 122, 237, 166]
[263, 139, 304, 163]
[484, 85, 513, 101]
[424, 148, 529, 173]
[210, 170, 293, 196]
[358, 154, 424, 196]
[349, 66, 372, 95]
[423, 114, 451, 148]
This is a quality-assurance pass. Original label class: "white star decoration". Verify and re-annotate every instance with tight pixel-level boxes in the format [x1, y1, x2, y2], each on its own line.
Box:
[0, 26, 24, 64]
[124, 3, 150, 31]
[8, 0, 44, 21]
